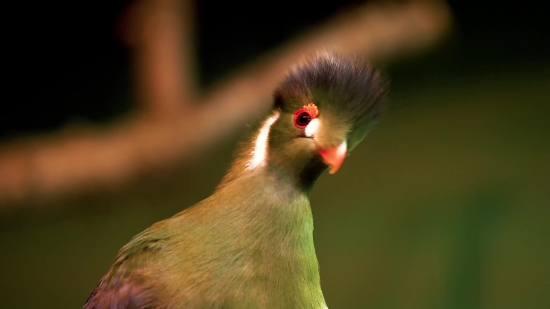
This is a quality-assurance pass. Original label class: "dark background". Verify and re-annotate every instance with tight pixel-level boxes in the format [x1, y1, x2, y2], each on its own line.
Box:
[3, 0, 546, 138]
[1, 1, 549, 308]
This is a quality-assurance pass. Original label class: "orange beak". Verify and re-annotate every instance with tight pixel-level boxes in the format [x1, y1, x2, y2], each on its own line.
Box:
[317, 141, 347, 174]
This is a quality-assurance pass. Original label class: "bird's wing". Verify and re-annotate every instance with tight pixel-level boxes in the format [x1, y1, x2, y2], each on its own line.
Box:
[84, 229, 169, 309]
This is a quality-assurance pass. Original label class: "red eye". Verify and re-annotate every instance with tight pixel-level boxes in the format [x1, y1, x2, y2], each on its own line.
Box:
[293, 103, 318, 129]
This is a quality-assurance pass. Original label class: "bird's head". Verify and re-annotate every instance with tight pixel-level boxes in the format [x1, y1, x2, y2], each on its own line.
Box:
[244, 52, 388, 189]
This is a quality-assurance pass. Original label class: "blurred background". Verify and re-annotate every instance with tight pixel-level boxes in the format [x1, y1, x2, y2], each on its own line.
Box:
[1, 0, 549, 308]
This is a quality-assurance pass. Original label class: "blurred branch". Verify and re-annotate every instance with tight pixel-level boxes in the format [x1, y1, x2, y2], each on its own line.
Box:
[121, 0, 197, 116]
[0, 0, 451, 206]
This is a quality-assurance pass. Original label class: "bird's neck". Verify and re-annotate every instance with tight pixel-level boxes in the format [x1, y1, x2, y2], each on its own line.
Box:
[208, 170, 324, 307]
[215, 166, 315, 253]
[209, 127, 325, 302]
[216, 134, 318, 240]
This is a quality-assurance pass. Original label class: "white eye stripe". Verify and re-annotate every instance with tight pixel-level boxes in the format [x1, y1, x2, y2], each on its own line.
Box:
[305, 118, 320, 137]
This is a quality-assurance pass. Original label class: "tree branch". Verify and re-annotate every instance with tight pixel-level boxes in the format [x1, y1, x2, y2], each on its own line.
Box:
[0, 0, 451, 206]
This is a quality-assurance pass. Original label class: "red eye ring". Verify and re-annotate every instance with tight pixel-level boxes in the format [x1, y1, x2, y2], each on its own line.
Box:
[293, 103, 318, 129]
[294, 112, 312, 128]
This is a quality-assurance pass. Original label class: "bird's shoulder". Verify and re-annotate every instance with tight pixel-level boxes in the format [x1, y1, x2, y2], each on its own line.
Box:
[84, 222, 172, 309]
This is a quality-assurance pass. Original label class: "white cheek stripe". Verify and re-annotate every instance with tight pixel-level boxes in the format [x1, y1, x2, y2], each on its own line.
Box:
[246, 112, 280, 170]
[305, 118, 320, 137]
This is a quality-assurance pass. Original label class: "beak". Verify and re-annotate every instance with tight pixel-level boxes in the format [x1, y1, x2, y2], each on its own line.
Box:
[317, 141, 347, 174]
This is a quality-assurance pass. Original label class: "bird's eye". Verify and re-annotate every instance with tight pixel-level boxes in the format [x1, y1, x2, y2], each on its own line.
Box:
[293, 103, 319, 129]
[294, 112, 311, 128]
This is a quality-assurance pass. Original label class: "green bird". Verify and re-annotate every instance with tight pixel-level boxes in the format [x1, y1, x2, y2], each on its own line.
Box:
[84, 51, 388, 309]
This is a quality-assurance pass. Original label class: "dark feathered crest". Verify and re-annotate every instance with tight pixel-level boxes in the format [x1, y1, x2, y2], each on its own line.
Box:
[274, 51, 389, 131]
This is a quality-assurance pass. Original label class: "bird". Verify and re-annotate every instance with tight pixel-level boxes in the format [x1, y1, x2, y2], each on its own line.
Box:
[84, 51, 388, 309]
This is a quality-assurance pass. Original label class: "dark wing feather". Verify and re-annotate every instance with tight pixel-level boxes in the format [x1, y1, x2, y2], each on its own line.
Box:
[84, 229, 169, 309]
[84, 275, 156, 309]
